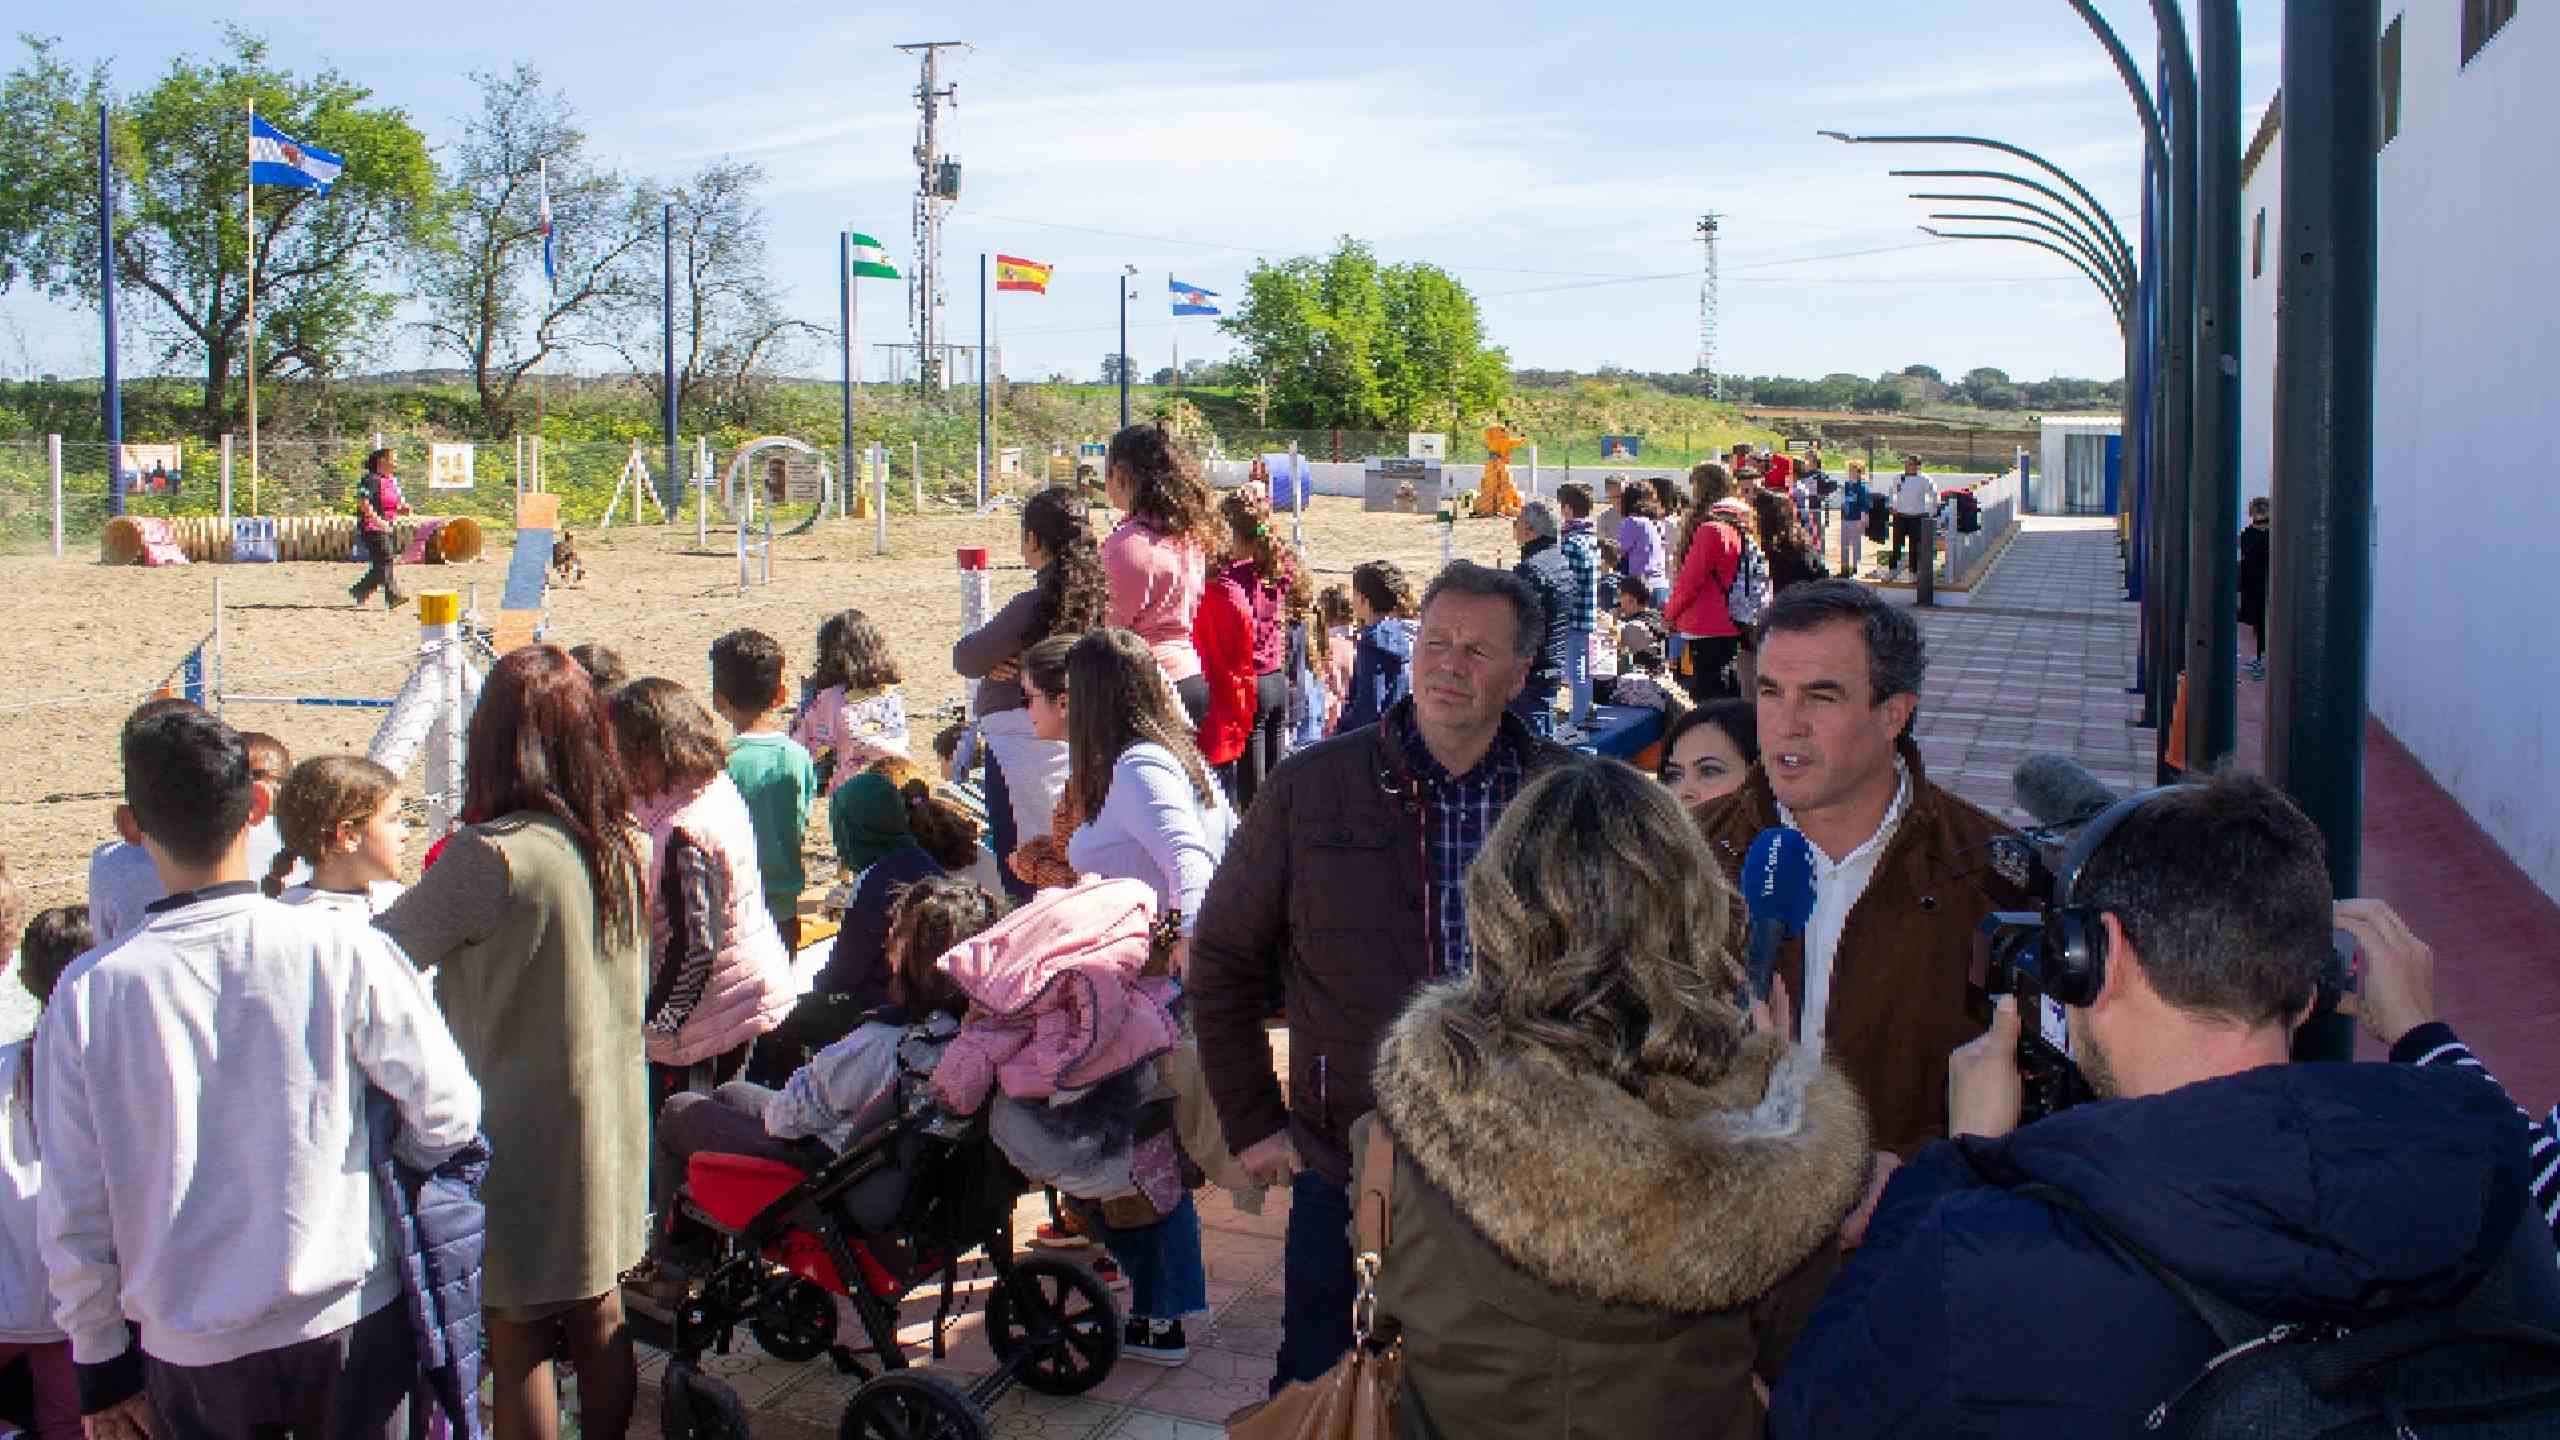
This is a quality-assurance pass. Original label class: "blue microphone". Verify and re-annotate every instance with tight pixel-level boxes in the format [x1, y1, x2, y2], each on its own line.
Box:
[1741, 827, 1818, 1006]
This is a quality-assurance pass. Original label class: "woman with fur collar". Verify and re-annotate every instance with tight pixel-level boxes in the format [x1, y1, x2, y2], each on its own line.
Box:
[1367, 758, 1873, 1440]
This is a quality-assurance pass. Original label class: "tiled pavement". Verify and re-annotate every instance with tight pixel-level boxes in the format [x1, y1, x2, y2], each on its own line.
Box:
[1903, 516, 2155, 820]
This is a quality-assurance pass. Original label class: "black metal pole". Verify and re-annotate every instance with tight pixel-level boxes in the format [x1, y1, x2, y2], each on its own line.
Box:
[1911, 197, 2133, 293]
[2269, 0, 2378, 1062]
[662, 203, 679, 517]
[1915, 509, 1936, 607]
[2183, 0, 2243, 774]
[100, 103, 123, 520]
[2149, 26, 2198, 777]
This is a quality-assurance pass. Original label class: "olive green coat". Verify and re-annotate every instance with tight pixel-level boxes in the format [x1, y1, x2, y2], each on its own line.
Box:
[381, 813, 650, 1310]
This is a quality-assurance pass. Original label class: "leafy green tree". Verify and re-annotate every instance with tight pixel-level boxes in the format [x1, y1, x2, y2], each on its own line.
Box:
[1223, 236, 1507, 429]
[1901, 363, 1944, 382]
[0, 30, 444, 435]
[415, 64, 651, 432]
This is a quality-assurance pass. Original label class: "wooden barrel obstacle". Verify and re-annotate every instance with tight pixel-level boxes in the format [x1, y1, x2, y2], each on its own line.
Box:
[100, 515, 485, 567]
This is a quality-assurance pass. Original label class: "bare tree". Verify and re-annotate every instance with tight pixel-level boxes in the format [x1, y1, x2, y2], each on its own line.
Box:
[606, 160, 817, 427]
[414, 64, 651, 431]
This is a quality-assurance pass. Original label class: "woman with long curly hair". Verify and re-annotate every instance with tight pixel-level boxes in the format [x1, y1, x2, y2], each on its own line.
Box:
[1367, 757, 1870, 1440]
[379, 646, 652, 1440]
[1214, 486, 1311, 808]
[953, 486, 1110, 895]
[1747, 485, 1824, 596]
[1101, 421, 1221, 727]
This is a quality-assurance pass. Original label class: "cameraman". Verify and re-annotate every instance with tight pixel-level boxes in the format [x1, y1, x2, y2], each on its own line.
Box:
[1770, 775, 2560, 1437]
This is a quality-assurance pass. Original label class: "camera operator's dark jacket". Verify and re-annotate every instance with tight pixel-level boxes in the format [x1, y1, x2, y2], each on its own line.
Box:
[1191, 699, 1571, 1185]
[1694, 736, 2032, 1157]
[1770, 1061, 2560, 1439]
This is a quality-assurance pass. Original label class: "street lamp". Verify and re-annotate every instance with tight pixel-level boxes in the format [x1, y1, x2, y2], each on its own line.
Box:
[1118, 263, 1139, 430]
[1907, 195, 2132, 296]
[1916, 226, 2126, 331]
[1891, 168, 2137, 290]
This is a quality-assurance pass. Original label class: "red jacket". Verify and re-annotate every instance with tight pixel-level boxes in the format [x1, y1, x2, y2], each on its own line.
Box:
[1667, 519, 1743, 638]
[1763, 453, 1794, 491]
[1192, 575, 1256, 767]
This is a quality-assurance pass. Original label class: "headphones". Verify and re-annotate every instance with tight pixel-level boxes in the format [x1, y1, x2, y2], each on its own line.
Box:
[2041, 785, 2197, 1007]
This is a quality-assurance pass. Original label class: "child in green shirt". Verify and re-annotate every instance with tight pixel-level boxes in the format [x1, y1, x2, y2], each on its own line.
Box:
[710, 629, 818, 951]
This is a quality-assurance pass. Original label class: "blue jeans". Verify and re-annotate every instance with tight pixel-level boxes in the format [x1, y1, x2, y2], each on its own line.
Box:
[979, 753, 1033, 904]
[1084, 1193, 1207, 1323]
[1274, 1172, 1356, 1392]
[1565, 627, 1594, 725]
[1508, 683, 1560, 739]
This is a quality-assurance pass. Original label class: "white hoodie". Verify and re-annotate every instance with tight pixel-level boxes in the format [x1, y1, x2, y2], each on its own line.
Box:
[0, 1042, 61, 1344]
[36, 890, 480, 1368]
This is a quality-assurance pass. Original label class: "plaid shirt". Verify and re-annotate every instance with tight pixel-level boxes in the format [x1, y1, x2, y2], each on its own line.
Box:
[1559, 519, 1602, 634]
[1395, 705, 1528, 978]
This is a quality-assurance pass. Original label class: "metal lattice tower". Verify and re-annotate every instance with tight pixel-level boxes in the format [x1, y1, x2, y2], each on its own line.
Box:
[898, 41, 966, 392]
[1695, 213, 1722, 398]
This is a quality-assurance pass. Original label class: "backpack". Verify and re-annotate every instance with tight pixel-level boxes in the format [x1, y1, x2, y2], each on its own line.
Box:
[1724, 531, 1773, 627]
[2027, 1184, 2560, 1439]
[1840, 480, 1870, 520]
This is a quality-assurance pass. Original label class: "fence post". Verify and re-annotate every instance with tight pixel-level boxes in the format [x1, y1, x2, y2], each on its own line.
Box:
[910, 442, 922, 512]
[220, 434, 233, 526]
[874, 443, 889, 556]
[48, 434, 64, 558]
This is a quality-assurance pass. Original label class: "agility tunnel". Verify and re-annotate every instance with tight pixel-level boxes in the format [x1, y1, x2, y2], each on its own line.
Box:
[101, 515, 486, 567]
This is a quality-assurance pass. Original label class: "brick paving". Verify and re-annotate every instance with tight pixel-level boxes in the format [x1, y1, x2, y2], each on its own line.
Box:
[1904, 516, 2155, 820]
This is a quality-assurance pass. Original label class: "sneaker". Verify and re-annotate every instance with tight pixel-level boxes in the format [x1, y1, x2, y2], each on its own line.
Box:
[1122, 1317, 1189, 1366]
[1030, 1221, 1092, 1250]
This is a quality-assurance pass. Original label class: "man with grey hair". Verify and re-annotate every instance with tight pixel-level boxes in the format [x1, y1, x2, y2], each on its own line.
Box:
[1509, 499, 1573, 739]
[1194, 560, 1570, 1406]
[1695, 579, 2033, 1199]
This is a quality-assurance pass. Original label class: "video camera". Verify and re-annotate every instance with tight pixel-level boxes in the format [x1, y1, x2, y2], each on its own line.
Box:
[1966, 756, 2356, 1122]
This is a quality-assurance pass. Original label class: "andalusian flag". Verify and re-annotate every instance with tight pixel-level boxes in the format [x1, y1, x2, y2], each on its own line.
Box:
[849, 232, 900, 280]
[995, 255, 1053, 294]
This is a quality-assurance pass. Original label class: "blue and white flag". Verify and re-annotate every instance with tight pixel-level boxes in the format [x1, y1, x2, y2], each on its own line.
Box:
[249, 115, 344, 193]
[1170, 279, 1220, 317]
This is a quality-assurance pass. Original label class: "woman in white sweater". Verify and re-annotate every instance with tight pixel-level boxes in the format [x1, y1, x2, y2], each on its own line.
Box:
[1050, 627, 1228, 1367]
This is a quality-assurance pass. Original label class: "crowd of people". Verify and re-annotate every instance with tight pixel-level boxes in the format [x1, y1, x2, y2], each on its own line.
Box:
[0, 424, 2554, 1439]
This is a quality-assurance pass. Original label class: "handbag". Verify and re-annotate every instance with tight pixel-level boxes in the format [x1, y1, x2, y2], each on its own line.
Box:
[1228, 1120, 1403, 1439]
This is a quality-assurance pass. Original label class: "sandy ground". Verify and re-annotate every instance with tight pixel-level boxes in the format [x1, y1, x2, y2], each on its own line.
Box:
[0, 496, 1519, 1036]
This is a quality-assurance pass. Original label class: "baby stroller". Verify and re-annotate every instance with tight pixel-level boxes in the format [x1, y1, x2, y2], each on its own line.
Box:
[635, 1097, 1123, 1439]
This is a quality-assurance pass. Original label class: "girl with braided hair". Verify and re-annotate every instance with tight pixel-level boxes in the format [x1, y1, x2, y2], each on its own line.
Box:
[1215, 486, 1312, 808]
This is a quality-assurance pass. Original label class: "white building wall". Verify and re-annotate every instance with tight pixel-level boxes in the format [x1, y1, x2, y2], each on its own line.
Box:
[2237, 131, 2282, 511]
[2237, 6, 2560, 900]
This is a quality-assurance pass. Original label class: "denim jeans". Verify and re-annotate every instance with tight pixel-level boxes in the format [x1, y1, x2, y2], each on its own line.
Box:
[1508, 683, 1560, 739]
[1565, 628, 1594, 725]
[1083, 1193, 1208, 1323]
[1273, 1172, 1356, 1392]
[980, 753, 1033, 904]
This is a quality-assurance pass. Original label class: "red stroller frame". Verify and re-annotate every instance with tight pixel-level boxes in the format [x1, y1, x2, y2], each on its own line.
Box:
[643, 1107, 1124, 1440]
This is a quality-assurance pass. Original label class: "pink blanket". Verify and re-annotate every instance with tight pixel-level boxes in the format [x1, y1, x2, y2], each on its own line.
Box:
[931, 876, 1179, 1113]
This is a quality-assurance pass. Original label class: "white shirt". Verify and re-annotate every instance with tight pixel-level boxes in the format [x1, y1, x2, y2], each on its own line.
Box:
[1779, 761, 1913, 1062]
[88, 823, 301, 948]
[1066, 742, 1237, 936]
[1891, 473, 1938, 516]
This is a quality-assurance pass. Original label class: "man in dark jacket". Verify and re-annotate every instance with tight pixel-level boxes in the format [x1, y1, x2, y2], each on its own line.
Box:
[1694, 580, 2033, 1165]
[1507, 500, 1573, 739]
[1192, 560, 1572, 1397]
[1772, 775, 2560, 1438]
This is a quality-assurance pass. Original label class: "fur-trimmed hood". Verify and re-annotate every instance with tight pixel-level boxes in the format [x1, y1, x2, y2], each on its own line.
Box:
[1374, 983, 1871, 1313]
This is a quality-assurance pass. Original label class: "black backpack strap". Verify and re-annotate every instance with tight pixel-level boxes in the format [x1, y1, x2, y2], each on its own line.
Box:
[2017, 1182, 2277, 1351]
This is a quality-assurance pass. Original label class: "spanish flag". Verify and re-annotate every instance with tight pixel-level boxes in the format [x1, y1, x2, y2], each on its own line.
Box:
[995, 255, 1054, 294]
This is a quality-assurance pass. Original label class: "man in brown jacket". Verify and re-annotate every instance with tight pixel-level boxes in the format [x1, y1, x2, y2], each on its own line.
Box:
[1695, 580, 2033, 1170]
[1191, 560, 1572, 1397]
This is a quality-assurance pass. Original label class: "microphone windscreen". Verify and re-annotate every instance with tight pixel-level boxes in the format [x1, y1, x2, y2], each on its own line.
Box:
[1742, 827, 1818, 929]
[2012, 753, 2120, 830]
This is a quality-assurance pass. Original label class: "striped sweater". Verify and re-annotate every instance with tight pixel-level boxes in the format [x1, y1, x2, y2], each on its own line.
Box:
[2393, 1021, 2559, 1252]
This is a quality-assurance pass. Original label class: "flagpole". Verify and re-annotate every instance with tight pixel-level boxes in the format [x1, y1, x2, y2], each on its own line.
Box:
[1169, 273, 1180, 396]
[839, 231, 855, 519]
[100, 102, 124, 521]
[976, 252, 988, 510]
[245, 99, 259, 512]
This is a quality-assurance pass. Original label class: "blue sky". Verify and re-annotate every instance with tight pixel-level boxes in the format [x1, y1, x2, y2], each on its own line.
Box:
[0, 1, 2283, 387]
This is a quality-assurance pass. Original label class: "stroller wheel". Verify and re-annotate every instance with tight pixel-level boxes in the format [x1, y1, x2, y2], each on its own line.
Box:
[838, 1370, 991, 1440]
[661, 1362, 750, 1440]
[748, 1275, 838, 1363]
[985, 1254, 1122, 1396]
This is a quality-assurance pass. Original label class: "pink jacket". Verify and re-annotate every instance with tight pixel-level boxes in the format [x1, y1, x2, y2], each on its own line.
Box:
[1102, 518, 1206, 683]
[930, 876, 1179, 1113]
[637, 775, 795, 1067]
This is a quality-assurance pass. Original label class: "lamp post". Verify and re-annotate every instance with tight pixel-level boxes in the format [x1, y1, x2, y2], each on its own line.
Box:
[1118, 263, 1138, 430]
[1908, 196, 2133, 295]
[1890, 168, 2137, 286]
[1915, 226, 2127, 331]
[1922, 209, 2134, 306]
